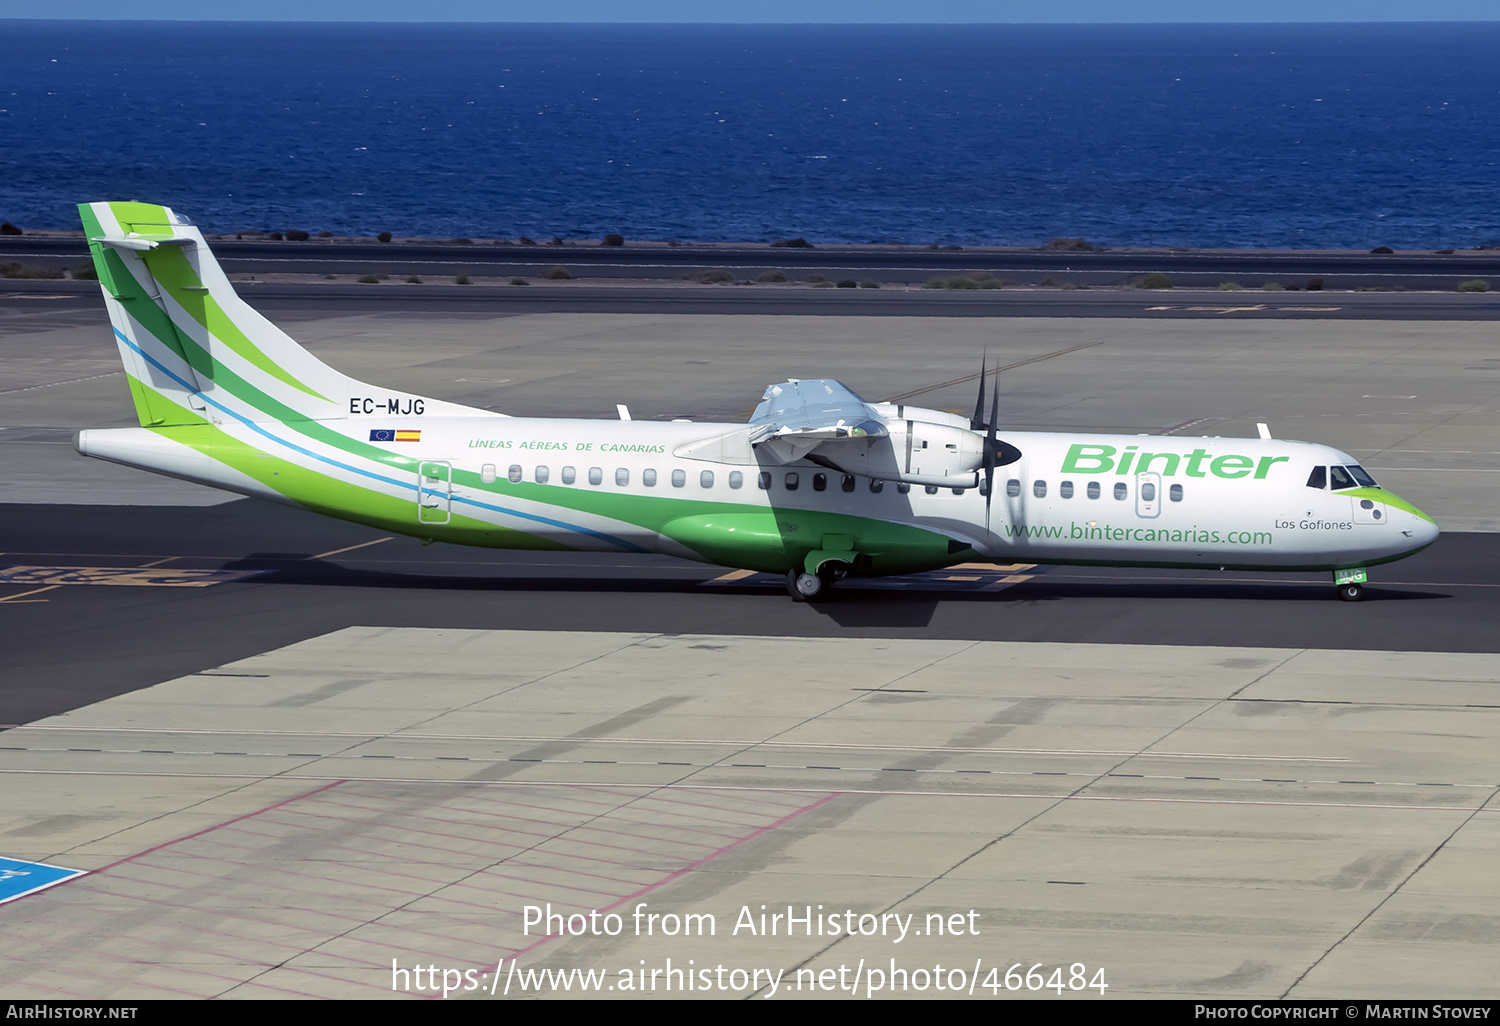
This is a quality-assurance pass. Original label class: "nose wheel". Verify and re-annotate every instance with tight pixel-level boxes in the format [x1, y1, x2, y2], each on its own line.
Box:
[1333, 568, 1368, 602]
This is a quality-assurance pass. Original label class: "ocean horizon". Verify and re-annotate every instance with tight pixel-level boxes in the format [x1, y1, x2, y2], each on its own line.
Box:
[4, 20, 1499, 249]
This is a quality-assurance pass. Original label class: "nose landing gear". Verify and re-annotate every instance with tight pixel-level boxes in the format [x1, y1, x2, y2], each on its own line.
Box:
[1334, 568, 1367, 602]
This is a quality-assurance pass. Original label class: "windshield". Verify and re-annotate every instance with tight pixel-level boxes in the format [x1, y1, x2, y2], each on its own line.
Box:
[1329, 465, 1378, 490]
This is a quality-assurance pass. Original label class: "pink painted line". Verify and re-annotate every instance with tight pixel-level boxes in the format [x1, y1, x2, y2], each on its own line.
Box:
[84, 780, 348, 877]
[302, 795, 630, 844]
[222, 816, 535, 866]
[505, 788, 843, 963]
[101, 847, 508, 917]
[44, 877, 471, 968]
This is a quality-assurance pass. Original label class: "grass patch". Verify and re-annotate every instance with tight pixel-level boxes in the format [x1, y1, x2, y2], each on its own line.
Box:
[1218, 281, 1243, 291]
[836, 279, 858, 288]
[0, 262, 64, 279]
[756, 269, 787, 283]
[858, 280, 880, 289]
[455, 275, 470, 285]
[1261, 281, 1284, 291]
[510, 277, 529, 286]
[357, 274, 380, 284]
[542, 266, 572, 280]
[923, 273, 1000, 290]
[694, 269, 735, 284]
[1135, 272, 1173, 289]
[72, 263, 99, 280]
[1458, 279, 1491, 292]
[405, 276, 422, 284]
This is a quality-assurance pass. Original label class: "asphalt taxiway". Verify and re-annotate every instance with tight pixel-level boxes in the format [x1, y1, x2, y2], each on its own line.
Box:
[2, 292, 1498, 999]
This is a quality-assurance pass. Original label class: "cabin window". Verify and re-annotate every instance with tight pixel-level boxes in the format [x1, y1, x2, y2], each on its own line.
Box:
[672, 469, 686, 488]
[588, 467, 603, 486]
[561, 466, 576, 485]
[1033, 480, 1047, 499]
[897, 482, 911, 494]
[1328, 465, 1356, 490]
[813, 473, 827, 492]
[784, 472, 799, 491]
[535, 466, 550, 484]
[869, 479, 884, 493]
[1306, 466, 1326, 489]
[1060, 480, 1074, 499]
[729, 471, 743, 489]
[1114, 482, 1127, 500]
[480, 464, 496, 484]
[1141, 481, 1156, 502]
[1169, 483, 1183, 502]
[700, 470, 714, 488]
[842, 474, 856, 492]
[507, 465, 522, 484]
[758, 472, 772, 490]
[925, 485, 939, 494]
[978, 477, 988, 496]
[615, 468, 629, 486]
[952, 487, 965, 495]
[643, 469, 657, 487]
[1006, 479, 1021, 498]
[1087, 481, 1101, 499]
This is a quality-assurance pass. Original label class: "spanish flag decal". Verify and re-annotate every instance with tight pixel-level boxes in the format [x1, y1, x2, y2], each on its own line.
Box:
[369, 429, 421, 442]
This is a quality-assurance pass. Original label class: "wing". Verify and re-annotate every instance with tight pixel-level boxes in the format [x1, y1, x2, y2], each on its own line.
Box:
[748, 379, 887, 462]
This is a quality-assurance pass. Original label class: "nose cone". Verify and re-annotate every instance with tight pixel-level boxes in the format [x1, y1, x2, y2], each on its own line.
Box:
[1387, 491, 1439, 552]
[1410, 508, 1440, 549]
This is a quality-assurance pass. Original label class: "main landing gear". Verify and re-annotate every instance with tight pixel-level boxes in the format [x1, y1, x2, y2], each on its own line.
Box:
[786, 565, 838, 602]
[1337, 582, 1363, 602]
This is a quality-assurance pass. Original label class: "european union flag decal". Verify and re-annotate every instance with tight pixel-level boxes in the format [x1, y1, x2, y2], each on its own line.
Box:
[0, 856, 84, 905]
[369, 429, 420, 442]
[369, 429, 395, 442]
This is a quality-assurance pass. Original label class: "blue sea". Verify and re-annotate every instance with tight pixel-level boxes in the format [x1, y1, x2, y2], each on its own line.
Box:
[4, 20, 1499, 249]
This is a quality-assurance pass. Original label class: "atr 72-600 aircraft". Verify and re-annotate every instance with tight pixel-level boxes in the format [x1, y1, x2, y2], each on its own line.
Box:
[73, 201, 1438, 602]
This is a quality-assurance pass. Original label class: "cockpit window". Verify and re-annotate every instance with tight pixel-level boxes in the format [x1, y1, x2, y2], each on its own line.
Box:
[1306, 466, 1326, 489]
[1346, 464, 1378, 488]
[1328, 466, 1356, 490]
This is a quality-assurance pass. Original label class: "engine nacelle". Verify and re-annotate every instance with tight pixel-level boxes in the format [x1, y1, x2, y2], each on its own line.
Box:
[816, 415, 985, 486]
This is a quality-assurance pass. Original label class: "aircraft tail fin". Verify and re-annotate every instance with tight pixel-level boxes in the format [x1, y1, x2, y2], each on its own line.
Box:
[79, 200, 353, 427]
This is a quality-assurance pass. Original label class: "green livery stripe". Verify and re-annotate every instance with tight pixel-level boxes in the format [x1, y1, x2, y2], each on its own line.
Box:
[486, 478, 958, 573]
[133, 386, 567, 551]
[1350, 487, 1436, 525]
[123, 373, 169, 428]
[140, 244, 329, 402]
[100, 244, 406, 468]
[106, 201, 175, 227]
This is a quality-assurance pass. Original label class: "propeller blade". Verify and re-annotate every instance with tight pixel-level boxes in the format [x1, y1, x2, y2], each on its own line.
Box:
[984, 362, 1000, 527]
[971, 354, 988, 431]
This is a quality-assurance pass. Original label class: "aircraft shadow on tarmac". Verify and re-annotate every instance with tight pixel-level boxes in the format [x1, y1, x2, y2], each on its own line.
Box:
[221, 553, 1448, 626]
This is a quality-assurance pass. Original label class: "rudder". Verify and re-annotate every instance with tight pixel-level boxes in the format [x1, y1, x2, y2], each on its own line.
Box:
[79, 200, 349, 428]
